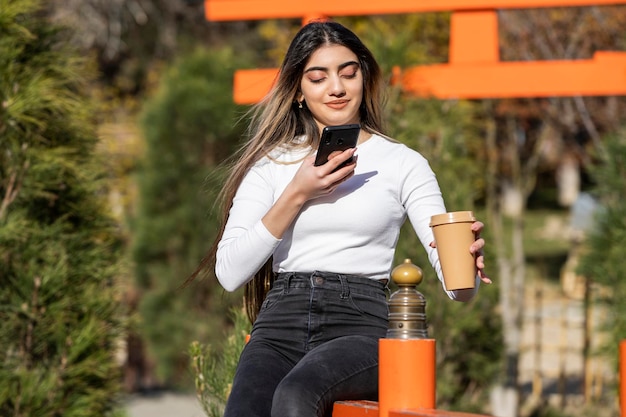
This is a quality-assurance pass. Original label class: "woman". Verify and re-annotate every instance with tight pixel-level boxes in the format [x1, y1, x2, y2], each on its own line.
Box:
[199, 20, 491, 417]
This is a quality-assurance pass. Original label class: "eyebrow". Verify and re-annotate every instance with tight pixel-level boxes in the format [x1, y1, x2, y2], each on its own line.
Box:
[304, 61, 360, 74]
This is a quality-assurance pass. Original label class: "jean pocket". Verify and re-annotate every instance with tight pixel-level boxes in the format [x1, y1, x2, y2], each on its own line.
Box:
[349, 291, 389, 321]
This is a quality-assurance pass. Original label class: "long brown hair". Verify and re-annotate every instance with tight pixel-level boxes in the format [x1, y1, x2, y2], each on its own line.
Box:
[191, 20, 387, 323]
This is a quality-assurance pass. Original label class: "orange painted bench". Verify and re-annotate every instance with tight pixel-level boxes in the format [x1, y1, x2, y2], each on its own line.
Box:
[333, 400, 494, 417]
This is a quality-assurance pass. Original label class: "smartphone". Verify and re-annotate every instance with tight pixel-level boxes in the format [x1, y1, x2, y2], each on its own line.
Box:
[313, 124, 361, 169]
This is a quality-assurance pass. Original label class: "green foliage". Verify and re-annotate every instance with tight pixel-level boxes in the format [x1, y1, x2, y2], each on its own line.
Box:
[387, 92, 487, 207]
[577, 130, 626, 361]
[350, 14, 450, 72]
[0, 1, 126, 416]
[189, 308, 250, 417]
[254, 14, 451, 73]
[133, 47, 249, 388]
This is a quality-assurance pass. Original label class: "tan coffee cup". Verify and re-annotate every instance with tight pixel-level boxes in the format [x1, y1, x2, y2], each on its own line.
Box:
[429, 211, 477, 291]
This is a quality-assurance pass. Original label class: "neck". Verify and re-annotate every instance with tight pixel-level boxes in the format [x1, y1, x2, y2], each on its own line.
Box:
[358, 130, 373, 145]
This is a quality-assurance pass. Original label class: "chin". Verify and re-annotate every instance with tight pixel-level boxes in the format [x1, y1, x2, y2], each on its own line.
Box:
[323, 117, 360, 127]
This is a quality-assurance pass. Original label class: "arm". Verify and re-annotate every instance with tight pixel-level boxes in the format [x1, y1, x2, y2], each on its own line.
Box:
[402, 152, 488, 301]
[216, 148, 357, 291]
[215, 166, 281, 292]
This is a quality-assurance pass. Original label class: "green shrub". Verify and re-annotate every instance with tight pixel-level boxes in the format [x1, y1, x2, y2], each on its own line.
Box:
[0, 1, 127, 415]
[189, 308, 250, 417]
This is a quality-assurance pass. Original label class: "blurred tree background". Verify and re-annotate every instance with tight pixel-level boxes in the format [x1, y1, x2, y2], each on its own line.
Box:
[131, 46, 248, 388]
[2, 1, 626, 416]
[0, 1, 126, 415]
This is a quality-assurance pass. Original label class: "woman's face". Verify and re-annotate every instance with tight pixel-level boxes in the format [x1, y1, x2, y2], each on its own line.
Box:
[299, 44, 363, 131]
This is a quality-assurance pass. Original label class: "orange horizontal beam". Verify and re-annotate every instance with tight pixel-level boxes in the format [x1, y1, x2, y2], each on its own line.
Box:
[232, 68, 277, 104]
[332, 401, 491, 417]
[206, 0, 626, 21]
[401, 51, 626, 99]
[229, 51, 626, 104]
[387, 410, 493, 416]
[333, 400, 379, 417]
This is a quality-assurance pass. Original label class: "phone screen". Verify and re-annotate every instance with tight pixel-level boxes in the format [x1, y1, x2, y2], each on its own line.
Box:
[314, 124, 361, 168]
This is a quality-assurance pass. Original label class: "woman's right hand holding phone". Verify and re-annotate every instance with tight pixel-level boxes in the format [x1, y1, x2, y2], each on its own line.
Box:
[293, 148, 357, 200]
[261, 147, 356, 239]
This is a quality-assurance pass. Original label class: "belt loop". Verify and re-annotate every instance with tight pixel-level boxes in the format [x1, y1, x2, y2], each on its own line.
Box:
[338, 274, 350, 299]
[384, 280, 391, 297]
[285, 272, 296, 294]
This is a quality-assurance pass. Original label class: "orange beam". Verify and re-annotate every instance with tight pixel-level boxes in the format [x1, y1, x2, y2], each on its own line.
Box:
[229, 51, 626, 104]
[332, 402, 493, 417]
[233, 68, 278, 104]
[333, 401, 379, 417]
[387, 411, 495, 416]
[206, 0, 626, 21]
[401, 51, 626, 98]
[332, 402, 492, 417]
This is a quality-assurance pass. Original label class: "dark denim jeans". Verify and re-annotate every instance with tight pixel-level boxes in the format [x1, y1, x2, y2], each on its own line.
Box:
[224, 271, 389, 417]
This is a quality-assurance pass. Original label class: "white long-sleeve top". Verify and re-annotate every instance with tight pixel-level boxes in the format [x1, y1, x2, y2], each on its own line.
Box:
[216, 134, 478, 300]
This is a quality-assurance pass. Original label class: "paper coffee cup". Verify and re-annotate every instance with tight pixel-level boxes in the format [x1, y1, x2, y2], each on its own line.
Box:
[429, 211, 477, 291]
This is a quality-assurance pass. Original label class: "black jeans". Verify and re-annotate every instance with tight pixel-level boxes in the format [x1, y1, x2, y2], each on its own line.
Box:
[224, 271, 389, 417]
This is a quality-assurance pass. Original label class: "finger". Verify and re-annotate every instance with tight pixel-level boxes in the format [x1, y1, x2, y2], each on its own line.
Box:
[475, 254, 492, 284]
[429, 241, 436, 248]
[323, 170, 355, 193]
[471, 221, 484, 235]
[327, 150, 344, 160]
[479, 272, 492, 284]
[476, 253, 486, 269]
[325, 148, 356, 172]
[470, 238, 485, 254]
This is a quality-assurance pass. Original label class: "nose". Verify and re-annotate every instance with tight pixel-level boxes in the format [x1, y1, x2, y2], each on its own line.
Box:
[328, 74, 346, 97]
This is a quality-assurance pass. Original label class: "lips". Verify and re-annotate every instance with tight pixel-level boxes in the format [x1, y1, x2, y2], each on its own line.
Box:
[326, 99, 349, 110]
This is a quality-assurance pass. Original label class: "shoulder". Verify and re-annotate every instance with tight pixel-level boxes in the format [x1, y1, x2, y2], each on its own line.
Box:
[365, 134, 430, 167]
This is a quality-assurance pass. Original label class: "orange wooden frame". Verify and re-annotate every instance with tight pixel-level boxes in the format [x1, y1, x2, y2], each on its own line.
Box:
[206, 0, 626, 103]
[206, 0, 626, 21]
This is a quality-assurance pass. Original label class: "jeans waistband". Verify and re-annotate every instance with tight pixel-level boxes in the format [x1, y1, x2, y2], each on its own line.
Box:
[274, 271, 388, 292]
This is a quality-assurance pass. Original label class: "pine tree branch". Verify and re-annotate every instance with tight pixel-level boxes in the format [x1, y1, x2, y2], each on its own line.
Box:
[24, 276, 41, 366]
[0, 160, 29, 221]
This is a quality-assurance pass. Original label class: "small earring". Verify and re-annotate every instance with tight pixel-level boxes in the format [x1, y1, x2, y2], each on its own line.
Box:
[298, 101, 303, 109]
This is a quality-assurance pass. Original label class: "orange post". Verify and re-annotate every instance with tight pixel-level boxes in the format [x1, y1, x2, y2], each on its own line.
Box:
[449, 11, 498, 64]
[379, 338, 436, 417]
[619, 340, 626, 417]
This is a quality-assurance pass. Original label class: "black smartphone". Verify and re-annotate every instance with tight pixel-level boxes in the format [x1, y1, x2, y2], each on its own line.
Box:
[313, 124, 360, 169]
